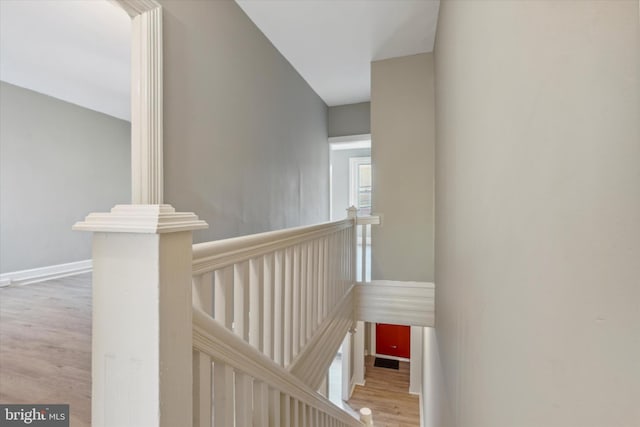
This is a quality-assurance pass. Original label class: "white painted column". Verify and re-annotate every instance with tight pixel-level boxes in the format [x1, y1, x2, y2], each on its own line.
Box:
[74, 204, 208, 427]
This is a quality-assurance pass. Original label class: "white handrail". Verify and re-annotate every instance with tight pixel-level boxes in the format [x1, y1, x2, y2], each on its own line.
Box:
[356, 215, 380, 226]
[193, 308, 363, 427]
[193, 219, 353, 275]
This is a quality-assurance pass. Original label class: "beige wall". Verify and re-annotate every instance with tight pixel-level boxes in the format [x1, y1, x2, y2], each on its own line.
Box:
[160, 0, 329, 242]
[434, 1, 640, 426]
[371, 53, 435, 282]
[328, 102, 370, 137]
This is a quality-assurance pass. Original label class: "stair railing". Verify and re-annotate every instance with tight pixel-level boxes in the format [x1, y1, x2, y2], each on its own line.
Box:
[191, 210, 361, 426]
[192, 306, 363, 427]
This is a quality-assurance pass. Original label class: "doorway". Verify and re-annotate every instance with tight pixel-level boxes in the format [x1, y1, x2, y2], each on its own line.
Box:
[328, 135, 371, 221]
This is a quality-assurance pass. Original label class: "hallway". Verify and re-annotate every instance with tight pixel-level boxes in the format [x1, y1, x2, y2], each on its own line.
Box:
[347, 356, 420, 427]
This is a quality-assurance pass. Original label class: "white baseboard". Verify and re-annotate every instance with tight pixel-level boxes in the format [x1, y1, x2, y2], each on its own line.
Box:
[0, 260, 92, 287]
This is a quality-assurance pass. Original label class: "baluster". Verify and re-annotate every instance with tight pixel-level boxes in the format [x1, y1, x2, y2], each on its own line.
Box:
[234, 261, 250, 340]
[327, 234, 334, 309]
[299, 244, 307, 350]
[193, 273, 213, 427]
[280, 393, 291, 427]
[263, 253, 274, 359]
[249, 257, 264, 351]
[306, 242, 313, 340]
[331, 233, 337, 305]
[213, 361, 233, 427]
[253, 380, 268, 427]
[340, 230, 345, 294]
[234, 372, 252, 427]
[323, 237, 329, 318]
[311, 240, 319, 330]
[315, 239, 324, 326]
[214, 266, 234, 328]
[274, 250, 285, 366]
[293, 245, 301, 358]
[292, 399, 299, 427]
[213, 267, 234, 427]
[284, 247, 293, 366]
[361, 224, 367, 283]
[269, 387, 281, 427]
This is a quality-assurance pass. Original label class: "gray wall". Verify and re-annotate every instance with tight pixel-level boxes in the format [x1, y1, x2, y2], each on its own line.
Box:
[371, 53, 435, 282]
[160, 0, 329, 242]
[330, 148, 370, 220]
[0, 81, 130, 273]
[328, 102, 371, 137]
[434, 1, 640, 426]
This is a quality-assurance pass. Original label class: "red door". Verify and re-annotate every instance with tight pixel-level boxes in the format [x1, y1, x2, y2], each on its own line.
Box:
[376, 323, 410, 359]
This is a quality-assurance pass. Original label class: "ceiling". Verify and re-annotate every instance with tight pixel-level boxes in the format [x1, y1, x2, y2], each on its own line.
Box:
[236, 0, 440, 106]
[0, 0, 131, 121]
[0, 1, 439, 119]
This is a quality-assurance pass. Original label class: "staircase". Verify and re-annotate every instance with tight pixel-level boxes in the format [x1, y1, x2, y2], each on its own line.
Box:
[190, 213, 361, 426]
[75, 205, 433, 426]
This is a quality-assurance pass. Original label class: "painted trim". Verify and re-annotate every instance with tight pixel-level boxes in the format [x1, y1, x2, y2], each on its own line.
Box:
[73, 204, 208, 234]
[328, 133, 371, 144]
[355, 280, 435, 327]
[113, 0, 164, 204]
[329, 134, 371, 151]
[0, 260, 92, 287]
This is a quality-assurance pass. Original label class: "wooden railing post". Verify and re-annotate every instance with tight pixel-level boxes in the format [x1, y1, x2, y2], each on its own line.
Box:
[74, 204, 207, 427]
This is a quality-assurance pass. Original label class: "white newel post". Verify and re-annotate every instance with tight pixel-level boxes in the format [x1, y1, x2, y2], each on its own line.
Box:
[74, 204, 208, 427]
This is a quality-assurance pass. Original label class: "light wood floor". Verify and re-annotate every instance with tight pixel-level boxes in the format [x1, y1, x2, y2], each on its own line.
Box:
[347, 356, 420, 427]
[0, 274, 92, 427]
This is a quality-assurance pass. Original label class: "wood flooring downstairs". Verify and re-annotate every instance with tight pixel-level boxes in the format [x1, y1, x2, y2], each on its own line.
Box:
[347, 356, 420, 427]
[0, 274, 92, 427]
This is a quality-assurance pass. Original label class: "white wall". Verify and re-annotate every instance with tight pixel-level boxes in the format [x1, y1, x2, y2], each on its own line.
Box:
[160, 0, 329, 242]
[371, 53, 435, 282]
[0, 81, 130, 273]
[434, 1, 640, 426]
